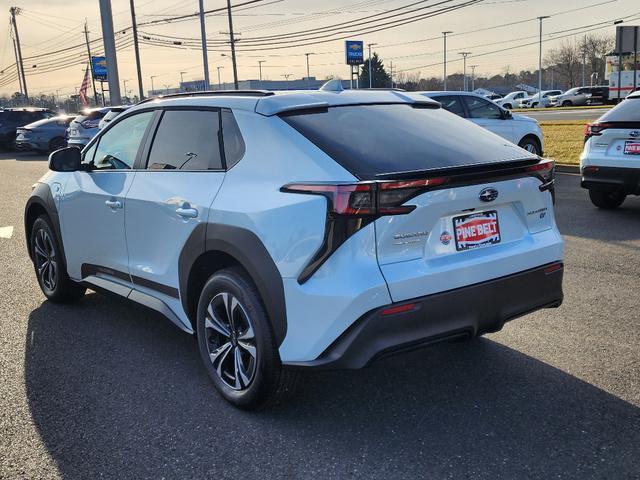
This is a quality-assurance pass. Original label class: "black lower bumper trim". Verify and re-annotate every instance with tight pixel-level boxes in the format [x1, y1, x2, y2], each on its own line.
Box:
[287, 263, 564, 370]
[581, 166, 640, 195]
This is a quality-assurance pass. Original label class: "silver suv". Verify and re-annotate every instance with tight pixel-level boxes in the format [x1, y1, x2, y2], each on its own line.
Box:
[550, 86, 605, 107]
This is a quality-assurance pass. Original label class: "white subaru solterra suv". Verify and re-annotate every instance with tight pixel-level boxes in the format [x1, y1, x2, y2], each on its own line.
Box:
[25, 87, 564, 409]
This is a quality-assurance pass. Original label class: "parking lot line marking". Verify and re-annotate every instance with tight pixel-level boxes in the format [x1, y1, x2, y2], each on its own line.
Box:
[0, 226, 14, 238]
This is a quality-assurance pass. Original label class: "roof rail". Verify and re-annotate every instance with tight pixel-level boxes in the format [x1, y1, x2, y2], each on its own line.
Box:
[136, 89, 275, 105]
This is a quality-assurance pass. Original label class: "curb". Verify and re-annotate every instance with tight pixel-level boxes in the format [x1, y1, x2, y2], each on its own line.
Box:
[556, 164, 579, 174]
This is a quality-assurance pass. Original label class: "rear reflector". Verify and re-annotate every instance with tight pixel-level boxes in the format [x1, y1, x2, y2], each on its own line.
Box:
[381, 303, 418, 316]
[544, 263, 563, 275]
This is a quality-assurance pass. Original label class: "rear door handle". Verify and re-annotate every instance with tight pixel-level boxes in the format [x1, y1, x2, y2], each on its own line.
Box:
[176, 207, 198, 219]
[105, 200, 122, 209]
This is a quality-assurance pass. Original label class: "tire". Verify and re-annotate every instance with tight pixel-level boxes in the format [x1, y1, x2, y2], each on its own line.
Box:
[518, 136, 541, 155]
[562, 100, 572, 107]
[588, 189, 626, 209]
[30, 215, 86, 302]
[196, 267, 298, 410]
[48, 136, 66, 152]
[503, 103, 512, 110]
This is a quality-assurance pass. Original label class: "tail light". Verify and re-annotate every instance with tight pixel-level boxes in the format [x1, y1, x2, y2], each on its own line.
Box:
[282, 178, 448, 283]
[281, 177, 449, 218]
[526, 158, 555, 199]
[584, 123, 611, 142]
[80, 119, 100, 129]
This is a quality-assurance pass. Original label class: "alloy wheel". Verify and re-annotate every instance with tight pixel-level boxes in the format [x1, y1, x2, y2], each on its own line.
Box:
[204, 292, 257, 390]
[34, 228, 57, 291]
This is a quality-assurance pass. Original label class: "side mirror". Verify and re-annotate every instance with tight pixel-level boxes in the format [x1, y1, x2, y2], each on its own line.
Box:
[502, 109, 513, 119]
[49, 146, 81, 172]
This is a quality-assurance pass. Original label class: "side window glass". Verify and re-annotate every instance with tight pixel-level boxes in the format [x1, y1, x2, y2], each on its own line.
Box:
[436, 96, 465, 117]
[221, 109, 245, 169]
[82, 142, 97, 165]
[147, 110, 222, 170]
[91, 111, 154, 170]
[463, 96, 502, 120]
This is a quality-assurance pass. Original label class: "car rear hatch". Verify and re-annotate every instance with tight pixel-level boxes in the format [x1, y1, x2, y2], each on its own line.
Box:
[373, 164, 558, 302]
[585, 98, 640, 168]
[280, 102, 562, 296]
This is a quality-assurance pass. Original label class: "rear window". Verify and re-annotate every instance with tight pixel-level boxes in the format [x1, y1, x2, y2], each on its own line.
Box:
[75, 110, 107, 123]
[599, 98, 640, 122]
[281, 104, 533, 179]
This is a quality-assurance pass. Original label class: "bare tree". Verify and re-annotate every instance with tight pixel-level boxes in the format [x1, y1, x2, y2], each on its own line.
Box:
[546, 39, 582, 89]
[579, 34, 615, 85]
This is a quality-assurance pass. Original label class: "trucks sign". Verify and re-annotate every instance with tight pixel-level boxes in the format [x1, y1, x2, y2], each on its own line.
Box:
[91, 56, 108, 81]
[345, 40, 364, 65]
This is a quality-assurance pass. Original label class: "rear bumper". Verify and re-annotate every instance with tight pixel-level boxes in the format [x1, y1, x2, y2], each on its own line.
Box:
[286, 262, 564, 370]
[581, 166, 640, 195]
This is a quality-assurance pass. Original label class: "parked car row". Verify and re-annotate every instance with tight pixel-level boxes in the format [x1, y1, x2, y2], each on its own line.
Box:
[0, 105, 130, 153]
[493, 86, 611, 110]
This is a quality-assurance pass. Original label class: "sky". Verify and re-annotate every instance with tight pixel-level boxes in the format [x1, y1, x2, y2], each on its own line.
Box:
[0, 0, 638, 97]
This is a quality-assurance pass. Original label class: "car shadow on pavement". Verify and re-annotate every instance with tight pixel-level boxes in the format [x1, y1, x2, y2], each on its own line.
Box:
[25, 293, 639, 479]
[0, 151, 48, 161]
[555, 174, 640, 244]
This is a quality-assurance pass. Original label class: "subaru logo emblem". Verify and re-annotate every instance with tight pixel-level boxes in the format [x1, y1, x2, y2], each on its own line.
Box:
[479, 187, 499, 202]
[630, 131, 640, 138]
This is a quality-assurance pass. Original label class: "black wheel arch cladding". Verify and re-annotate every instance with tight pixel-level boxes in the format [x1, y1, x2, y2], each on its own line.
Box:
[178, 223, 288, 346]
[24, 182, 67, 268]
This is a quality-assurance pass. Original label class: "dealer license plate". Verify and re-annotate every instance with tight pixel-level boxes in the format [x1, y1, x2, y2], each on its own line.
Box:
[453, 210, 501, 252]
[623, 141, 640, 155]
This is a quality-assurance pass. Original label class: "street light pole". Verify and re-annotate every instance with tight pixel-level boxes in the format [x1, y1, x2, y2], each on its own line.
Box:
[198, 0, 210, 89]
[470, 65, 478, 91]
[217, 66, 223, 90]
[258, 60, 265, 88]
[442, 31, 452, 90]
[150, 75, 158, 95]
[123, 79, 129, 99]
[459, 52, 471, 91]
[179, 71, 187, 90]
[304, 53, 313, 90]
[367, 43, 377, 88]
[538, 16, 550, 96]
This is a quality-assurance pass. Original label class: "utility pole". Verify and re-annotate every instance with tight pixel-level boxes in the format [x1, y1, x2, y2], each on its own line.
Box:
[99, 0, 121, 105]
[198, 0, 211, 89]
[389, 60, 393, 88]
[258, 60, 265, 87]
[10, 7, 28, 101]
[129, 0, 144, 99]
[304, 53, 313, 89]
[470, 65, 478, 91]
[83, 20, 99, 104]
[226, 0, 239, 89]
[459, 52, 471, 91]
[11, 36, 23, 97]
[367, 43, 377, 88]
[442, 31, 452, 90]
[538, 16, 550, 97]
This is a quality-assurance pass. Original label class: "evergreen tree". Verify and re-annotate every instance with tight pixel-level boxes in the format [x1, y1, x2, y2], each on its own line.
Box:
[359, 53, 391, 88]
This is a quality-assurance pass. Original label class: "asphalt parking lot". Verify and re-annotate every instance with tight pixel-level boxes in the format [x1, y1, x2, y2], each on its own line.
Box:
[0, 151, 638, 479]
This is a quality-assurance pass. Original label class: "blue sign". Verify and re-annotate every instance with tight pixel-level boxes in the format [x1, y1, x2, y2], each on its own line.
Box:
[91, 56, 107, 81]
[345, 40, 364, 65]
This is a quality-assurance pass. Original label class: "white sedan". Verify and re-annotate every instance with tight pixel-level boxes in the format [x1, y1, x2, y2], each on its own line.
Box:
[421, 91, 545, 155]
